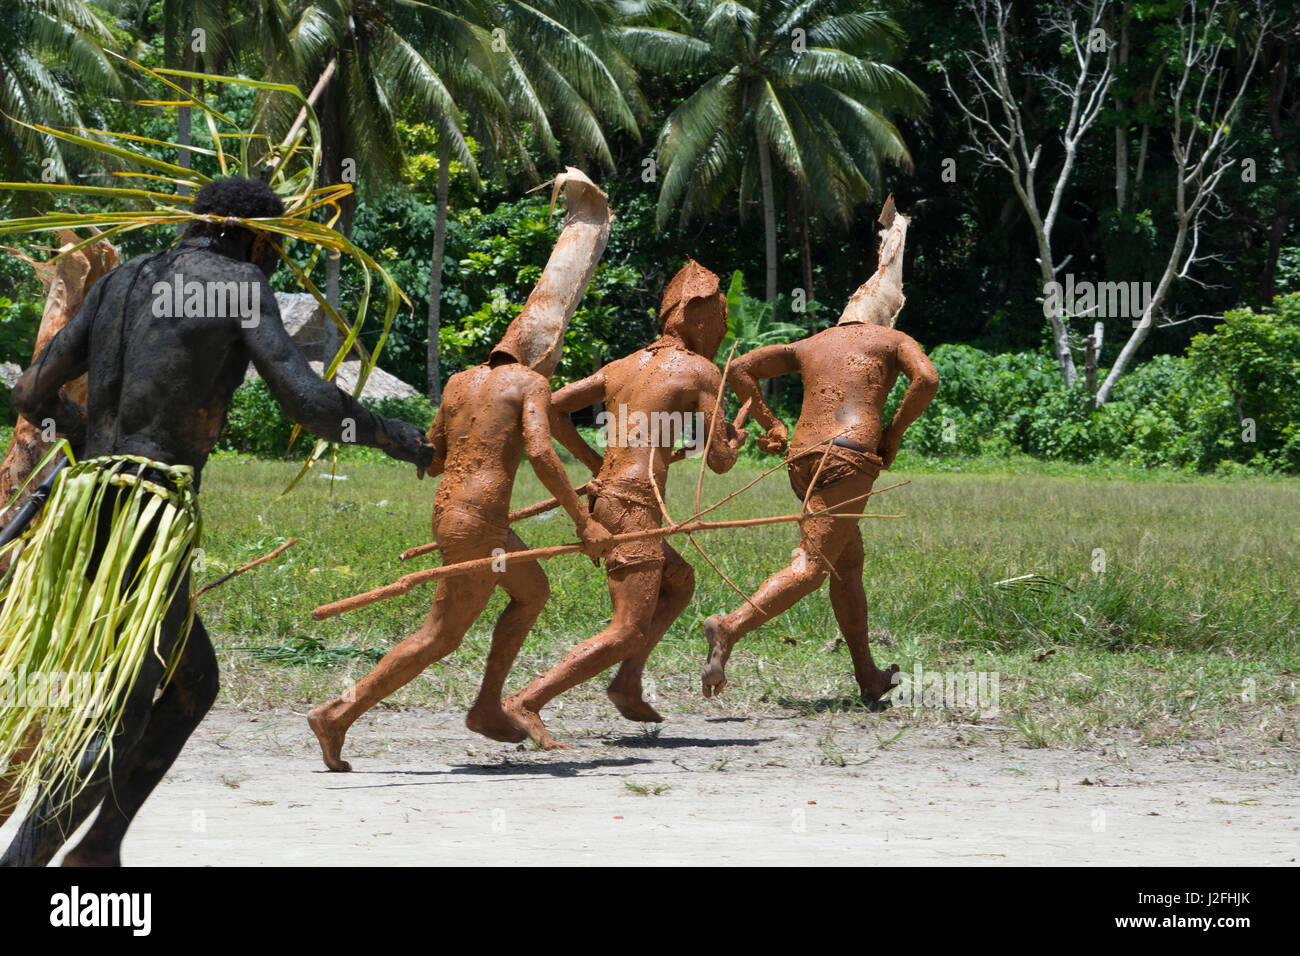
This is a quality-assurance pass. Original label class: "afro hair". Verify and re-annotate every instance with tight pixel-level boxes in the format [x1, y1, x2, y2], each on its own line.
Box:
[190, 177, 285, 222]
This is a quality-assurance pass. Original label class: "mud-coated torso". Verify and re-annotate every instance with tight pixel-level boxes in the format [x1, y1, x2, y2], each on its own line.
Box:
[434, 364, 535, 525]
[789, 324, 903, 455]
[596, 343, 721, 495]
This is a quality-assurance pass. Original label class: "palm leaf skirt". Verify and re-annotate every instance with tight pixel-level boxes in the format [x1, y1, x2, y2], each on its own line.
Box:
[0, 455, 200, 816]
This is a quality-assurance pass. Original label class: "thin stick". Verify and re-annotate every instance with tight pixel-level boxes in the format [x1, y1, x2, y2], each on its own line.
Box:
[795, 438, 844, 580]
[648, 447, 765, 615]
[312, 511, 904, 621]
[696, 339, 739, 516]
[264, 58, 336, 174]
[400, 397, 754, 563]
[192, 538, 298, 600]
[802, 437, 838, 513]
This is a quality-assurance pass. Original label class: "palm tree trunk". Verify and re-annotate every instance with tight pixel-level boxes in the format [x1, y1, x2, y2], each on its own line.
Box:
[757, 133, 778, 304]
[427, 137, 451, 404]
[176, 37, 194, 226]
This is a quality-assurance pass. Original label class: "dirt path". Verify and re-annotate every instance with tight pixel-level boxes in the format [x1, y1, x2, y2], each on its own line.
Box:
[8, 705, 1297, 865]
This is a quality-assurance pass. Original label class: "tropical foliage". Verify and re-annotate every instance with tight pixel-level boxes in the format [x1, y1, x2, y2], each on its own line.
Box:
[0, 0, 1296, 474]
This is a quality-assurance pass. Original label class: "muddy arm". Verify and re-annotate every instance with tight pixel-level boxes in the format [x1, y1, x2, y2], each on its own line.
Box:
[523, 380, 604, 552]
[423, 404, 448, 478]
[549, 373, 607, 475]
[728, 343, 797, 449]
[523, 382, 592, 530]
[879, 335, 939, 467]
[695, 370, 744, 475]
[11, 280, 97, 452]
[240, 272, 430, 468]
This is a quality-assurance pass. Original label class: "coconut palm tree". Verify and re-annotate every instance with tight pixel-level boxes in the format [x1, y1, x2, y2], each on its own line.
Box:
[620, 0, 925, 303]
[0, 0, 121, 188]
[160, 0, 230, 191]
[261, 0, 641, 399]
[420, 0, 643, 401]
[260, 0, 481, 340]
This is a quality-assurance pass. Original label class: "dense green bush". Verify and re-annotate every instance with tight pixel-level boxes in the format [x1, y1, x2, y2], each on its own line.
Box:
[1186, 294, 1300, 472]
[891, 294, 1300, 473]
[2, 289, 1293, 475]
[0, 296, 40, 365]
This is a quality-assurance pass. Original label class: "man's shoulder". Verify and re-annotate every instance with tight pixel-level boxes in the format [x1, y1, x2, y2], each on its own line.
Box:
[814, 322, 914, 350]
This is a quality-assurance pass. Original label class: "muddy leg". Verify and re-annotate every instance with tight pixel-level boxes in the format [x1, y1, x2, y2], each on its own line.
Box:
[1, 650, 163, 867]
[702, 550, 829, 699]
[827, 530, 899, 704]
[62, 615, 219, 867]
[467, 535, 548, 743]
[506, 563, 660, 749]
[703, 480, 869, 698]
[607, 549, 694, 722]
[309, 571, 496, 771]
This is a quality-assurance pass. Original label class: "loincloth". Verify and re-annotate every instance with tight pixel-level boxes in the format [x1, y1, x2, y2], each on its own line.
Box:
[587, 475, 668, 572]
[788, 438, 883, 501]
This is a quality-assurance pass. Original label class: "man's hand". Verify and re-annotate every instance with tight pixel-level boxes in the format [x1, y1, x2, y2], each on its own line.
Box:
[413, 439, 437, 479]
[759, 421, 788, 455]
[725, 422, 749, 453]
[387, 420, 435, 475]
[878, 428, 901, 469]
[578, 517, 613, 563]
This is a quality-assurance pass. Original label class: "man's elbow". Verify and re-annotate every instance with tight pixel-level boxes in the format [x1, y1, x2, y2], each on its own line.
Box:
[914, 370, 939, 399]
[10, 374, 41, 422]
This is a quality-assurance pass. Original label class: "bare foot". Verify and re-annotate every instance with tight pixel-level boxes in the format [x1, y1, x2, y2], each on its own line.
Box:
[307, 706, 352, 772]
[701, 615, 731, 698]
[859, 663, 902, 708]
[61, 844, 121, 867]
[503, 696, 570, 751]
[606, 687, 664, 723]
[466, 702, 528, 743]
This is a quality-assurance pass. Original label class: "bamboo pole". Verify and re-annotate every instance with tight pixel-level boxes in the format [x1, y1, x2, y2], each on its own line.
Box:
[313, 499, 904, 621]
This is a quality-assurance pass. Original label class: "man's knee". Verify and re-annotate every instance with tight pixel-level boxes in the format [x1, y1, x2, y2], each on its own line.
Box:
[525, 572, 552, 609]
[193, 664, 219, 715]
[182, 622, 220, 714]
[789, 546, 831, 584]
[605, 619, 649, 648]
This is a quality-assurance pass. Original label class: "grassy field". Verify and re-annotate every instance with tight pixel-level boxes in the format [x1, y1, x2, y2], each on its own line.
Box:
[194, 450, 1300, 752]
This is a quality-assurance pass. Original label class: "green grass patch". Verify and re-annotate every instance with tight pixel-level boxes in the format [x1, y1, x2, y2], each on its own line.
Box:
[171, 455, 1300, 751]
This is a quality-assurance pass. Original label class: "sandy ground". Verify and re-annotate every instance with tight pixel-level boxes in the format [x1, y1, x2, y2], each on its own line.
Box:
[6, 704, 1297, 865]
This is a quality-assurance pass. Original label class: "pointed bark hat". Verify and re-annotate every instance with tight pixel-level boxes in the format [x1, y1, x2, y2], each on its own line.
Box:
[837, 195, 910, 328]
[490, 167, 613, 377]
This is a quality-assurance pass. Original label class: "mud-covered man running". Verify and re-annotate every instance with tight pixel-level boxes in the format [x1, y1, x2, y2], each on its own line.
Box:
[701, 200, 938, 707]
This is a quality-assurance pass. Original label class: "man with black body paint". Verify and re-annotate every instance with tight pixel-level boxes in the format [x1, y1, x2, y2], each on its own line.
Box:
[1, 177, 433, 866]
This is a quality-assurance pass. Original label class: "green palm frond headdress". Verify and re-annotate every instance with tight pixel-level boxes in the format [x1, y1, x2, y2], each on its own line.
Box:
[0, 54, 411, 495]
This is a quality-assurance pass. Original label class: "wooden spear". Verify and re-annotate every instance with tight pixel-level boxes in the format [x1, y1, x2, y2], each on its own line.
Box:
[313, 496, 903, 621]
